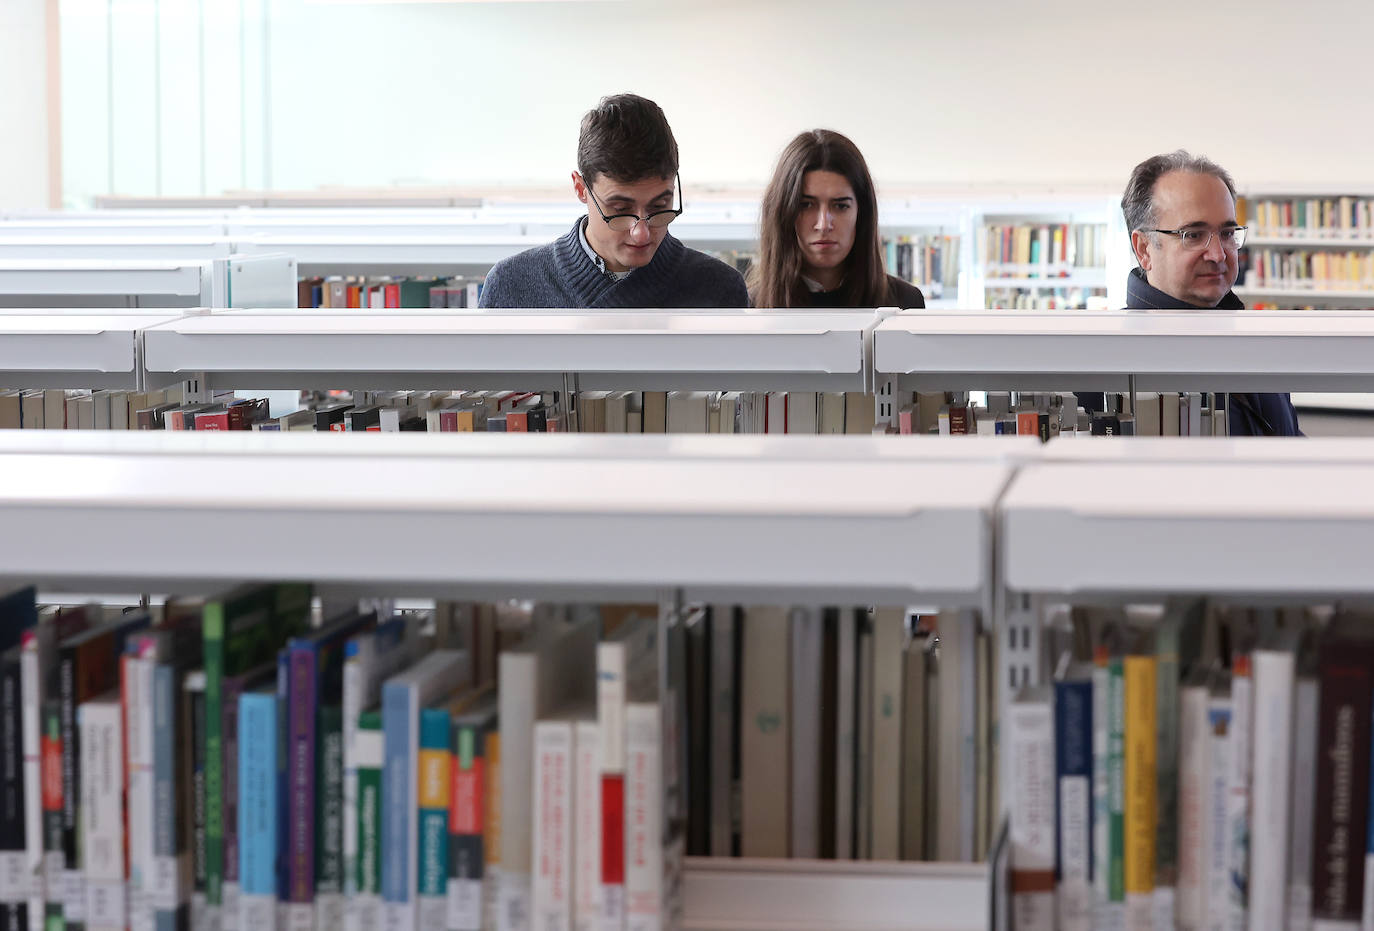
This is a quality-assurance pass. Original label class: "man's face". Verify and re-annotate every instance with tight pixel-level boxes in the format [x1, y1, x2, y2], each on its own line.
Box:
[1132, 171, 1240, 308]
[572, 172, 675, 273]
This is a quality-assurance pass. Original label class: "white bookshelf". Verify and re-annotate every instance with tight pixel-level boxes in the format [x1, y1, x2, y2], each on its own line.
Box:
[873, 308, 1374, 393]
[0, 311, 183, 389]
[232, 233, 543, 278]
[0, 254, 297, 309]
[140, 308, 885, 393]
[1246, 236, 1374, 249]
[1234, 286, 1374, 303]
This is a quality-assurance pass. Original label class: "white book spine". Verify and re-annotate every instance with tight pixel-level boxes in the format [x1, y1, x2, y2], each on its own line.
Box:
[20, 632, 46, 931]
[499, 651, 537, 931]
[1289, 678, 1319, 931]
[342, 643, 368, 931]
[128, 653, 157, 931]
[354, 725, 383, 931]
[533, 720, 574, 931]
[1249, 650, 1295, 931]
[1206, 696, 1232, 931]
[1178, 684, 1210, 931]
[624, 703, 662, 931]
[574, 721, 601, 931]
[79, 699, 126, 931]
[1008, 696, 1055, 931]
[1227, 667, 1253, 931]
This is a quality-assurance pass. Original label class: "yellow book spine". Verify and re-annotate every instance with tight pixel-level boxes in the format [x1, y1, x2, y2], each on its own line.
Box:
[1124, 655, 1158, 901]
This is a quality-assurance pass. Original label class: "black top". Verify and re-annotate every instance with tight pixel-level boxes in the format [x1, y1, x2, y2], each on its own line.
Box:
[794, 274, 927, 310]
[1124, 267, 1302, 437]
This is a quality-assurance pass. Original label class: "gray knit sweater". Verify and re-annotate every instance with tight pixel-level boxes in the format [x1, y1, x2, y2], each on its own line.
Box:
[478, 219, 749, 309]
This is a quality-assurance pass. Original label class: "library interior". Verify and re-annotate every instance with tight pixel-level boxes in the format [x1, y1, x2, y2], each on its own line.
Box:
[3, 1, 1374, 929]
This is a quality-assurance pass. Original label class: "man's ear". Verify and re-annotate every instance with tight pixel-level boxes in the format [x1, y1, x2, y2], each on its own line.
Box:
[571, 171, 588, 205]
[1130, 229, 1153, 272]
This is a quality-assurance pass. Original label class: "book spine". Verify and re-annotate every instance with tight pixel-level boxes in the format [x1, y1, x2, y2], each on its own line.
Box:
[341, 639, 371, 931]
[125, 654, 152, 931]
[418, 710, 451, 931]
[597, 642, 627, 931]
[1206, 695, 1233, 931]
[1177, 684, 1210, 930]
[1008, 697, 1054, 931]
[868, 608, 903, 861]
[354, 712, 383, 931]
[1055, 680, 1093, 931]
[532, 721, 573, 931]
[382, 682, 416, 931]
[186, 681, 208, 931]
[1227, 656, 1252, 930]
[448, 720, 484, 931]
[237, 692, 277, 931]
[315, 704, 345, 931]
[0, 653, 27, 929]
[79, 701, 124, 931]
[624, 703, 662, 931]
[499, 652, 535, 931]
[1123, 655, 1157, 931]
[1290, 677, 1319, 931]
[1314, 645, 1374, 925]
[483, 733, 502, 931]
[221, 675, 250, 931]
[202, 603, 226, 927]
[151, 665, 184, 931]
[574, 721, 601, 931]
[1155, 617, 1182, 925]
[58, 646, 85, 931]
[20, 636, 45, 931]
[41, 700, 63, 931]
[1108, 658, 1126, 910]
[1092, 654, 1110, 917]
[1250, 649, 1296, 931]
[274, 650, 289, 931]
[285, 648, 316, 931]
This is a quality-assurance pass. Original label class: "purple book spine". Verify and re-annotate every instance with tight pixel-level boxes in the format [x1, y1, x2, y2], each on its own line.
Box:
[287, 647, 317, 905]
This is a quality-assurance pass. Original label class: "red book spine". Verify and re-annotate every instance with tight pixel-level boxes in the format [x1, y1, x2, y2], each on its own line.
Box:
[439, 411, 458, 433]
[195, 412, 230, 431]
[506, 413, 528, 433]
[1017, 411, 1040, 436]
[601, 774, 625, 911]
[384, 284, 400, 308]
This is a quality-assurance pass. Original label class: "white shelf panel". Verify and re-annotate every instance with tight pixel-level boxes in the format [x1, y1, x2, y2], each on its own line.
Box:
[874, 309, 1374, 392]
[1246, 236, 1374, 249]
[0, 260, 206, 297]
[0, 237, 233, 261]
[682, 857, 987, 931]
[0, 432, 1009, 606]
[1234, 287, 1374, 301]
[982, 273, 1106, 290]
[1292, 392, 1374, 412]
[1038, 436, 1374, 464]
[0, 311, 183, 388]
[1002, 459, 1374, 596]
[234, 234, 542, 276]
[141, 309, 877, 392]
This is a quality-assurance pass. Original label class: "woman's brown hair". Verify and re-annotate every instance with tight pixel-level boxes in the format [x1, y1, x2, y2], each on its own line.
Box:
[749, 129, 890, 308]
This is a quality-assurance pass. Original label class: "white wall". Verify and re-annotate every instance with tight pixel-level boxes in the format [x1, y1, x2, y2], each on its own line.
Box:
[57, 0, 1374, 203]
[0, 0, 51, 209]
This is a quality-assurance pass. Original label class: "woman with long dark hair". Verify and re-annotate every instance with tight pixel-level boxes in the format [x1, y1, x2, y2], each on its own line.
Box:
[749, 129, 925, 309]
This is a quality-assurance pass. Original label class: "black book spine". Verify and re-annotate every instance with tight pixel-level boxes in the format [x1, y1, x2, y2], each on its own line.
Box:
[1, 650, 26, 931]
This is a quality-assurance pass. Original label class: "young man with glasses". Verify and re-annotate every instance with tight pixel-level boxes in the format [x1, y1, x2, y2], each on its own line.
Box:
[478, 94, 748, 308]
[1120, 149, 1301, 435]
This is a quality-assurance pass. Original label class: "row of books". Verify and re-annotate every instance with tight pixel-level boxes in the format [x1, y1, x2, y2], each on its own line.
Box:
[984, 288, 1110, 311]
[899, 391, 1229, 439]
[982, 224, 1108, 274]
[0, 584, 997, 931]
[1239, 247, 1374, 292]
[1237, 195, 1374, 240]
[882, 234, 960, 299]
[1008, 601, 1374, 931]
[296, 277, 484, 310]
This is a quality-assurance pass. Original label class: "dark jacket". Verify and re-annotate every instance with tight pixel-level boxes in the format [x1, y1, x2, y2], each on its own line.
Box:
[766, 274, 927, 310]
[1125, 267, 1301, 437]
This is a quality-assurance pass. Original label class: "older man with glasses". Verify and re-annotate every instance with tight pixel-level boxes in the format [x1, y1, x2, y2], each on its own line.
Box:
[479, 94, 748, 309]
[1120, 150, 1301, 435]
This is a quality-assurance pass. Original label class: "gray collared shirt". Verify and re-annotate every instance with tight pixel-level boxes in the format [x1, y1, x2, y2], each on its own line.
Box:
[579, 217, 632, 281]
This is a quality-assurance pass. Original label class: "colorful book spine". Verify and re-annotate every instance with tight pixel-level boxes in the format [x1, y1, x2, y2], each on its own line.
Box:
[152, 664, 187, 931]
[41, 698, 63, 931]
[1055, 679, 1093, 931]
[573, 720, 601, 931]
[0, 649, 27, 931]
[222, 668, 271, 931]
[1123, 655, 1157, 931]
[624, 702, 663, 931]
[78, 696, 124, 931]
[284, 649, 317, 931]
[533, 719, 574, 931]
[1226, 655, 1252, 930]
[354, 711, 384, 931]
[418, 709, 452, 931]
[237, 690, 277, 931]
[448, 714, 488, 931]
[316, 704, 345, 931]
[1106, 656, 1126, 920]
[1205, 692, 1232, 931]
[1092, 648, 1110, 917]
[183, 673, 208, 931]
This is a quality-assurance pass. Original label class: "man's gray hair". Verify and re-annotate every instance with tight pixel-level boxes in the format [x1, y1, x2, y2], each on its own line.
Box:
[1121, 149, 1238, 235]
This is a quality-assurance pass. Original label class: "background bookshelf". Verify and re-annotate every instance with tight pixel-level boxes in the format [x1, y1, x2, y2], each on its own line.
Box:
[970, 197, 1117, 311]
[1236, 190, 1374, 309]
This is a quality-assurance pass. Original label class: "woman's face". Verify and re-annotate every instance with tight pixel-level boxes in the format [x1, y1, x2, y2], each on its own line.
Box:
[794, 169, 858, 275]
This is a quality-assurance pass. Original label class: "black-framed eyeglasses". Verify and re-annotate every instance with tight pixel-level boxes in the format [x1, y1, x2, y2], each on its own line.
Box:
[585, 172, 683, 232]
[1148, 225, 1248, 251]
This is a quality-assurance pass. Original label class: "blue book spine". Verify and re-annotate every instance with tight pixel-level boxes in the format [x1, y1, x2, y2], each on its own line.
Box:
[239, 690, 278, 929]
[274, 649, 291, 912]
[381, 680, 414, 926]
[416, 709, 451, 931]
[152, 665, 183, 931]
[1055, 679, 1094, 912]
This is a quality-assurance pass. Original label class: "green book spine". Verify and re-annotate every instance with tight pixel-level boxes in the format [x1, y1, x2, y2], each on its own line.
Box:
[355, 709, 384, 931]
[1108, 656, 1126, 903]
[42, 699, 64, 931]
[316, 704, 345, 903]
[202, 601, 225, 909]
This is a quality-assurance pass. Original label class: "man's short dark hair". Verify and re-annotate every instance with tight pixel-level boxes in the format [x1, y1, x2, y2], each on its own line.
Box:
[576, 94, 680, 187]
[1121, 149, 1238, 236]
